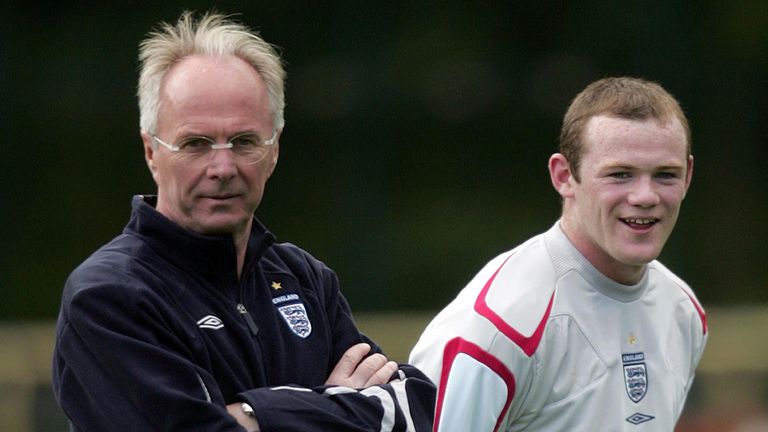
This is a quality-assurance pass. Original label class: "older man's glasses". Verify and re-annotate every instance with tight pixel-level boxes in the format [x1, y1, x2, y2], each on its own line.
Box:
[152, 131, 277, 163]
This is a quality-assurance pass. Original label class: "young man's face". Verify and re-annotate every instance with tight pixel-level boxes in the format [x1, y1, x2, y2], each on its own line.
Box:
[552, 115, 693, 284]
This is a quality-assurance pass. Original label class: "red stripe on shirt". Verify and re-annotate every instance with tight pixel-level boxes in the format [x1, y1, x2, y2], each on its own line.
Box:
[474, 254, 555, 357]
[681, 289, 707, 334]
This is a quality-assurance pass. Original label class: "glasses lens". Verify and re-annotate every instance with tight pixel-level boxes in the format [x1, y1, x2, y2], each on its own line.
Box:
[178, 137, 216, 155]
[231, 134, 270, 161]
[171, 133, 274, 163]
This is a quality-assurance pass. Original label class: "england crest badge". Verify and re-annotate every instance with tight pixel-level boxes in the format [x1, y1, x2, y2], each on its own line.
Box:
[277, 303, 312, 338]
[622, 352, 648, 403]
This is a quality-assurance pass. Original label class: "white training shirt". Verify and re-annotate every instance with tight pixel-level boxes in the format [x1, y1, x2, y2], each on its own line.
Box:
[410, 222, 707, 431]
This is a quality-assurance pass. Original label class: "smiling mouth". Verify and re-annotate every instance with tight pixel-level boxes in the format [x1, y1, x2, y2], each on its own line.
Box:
[621, 218, 658, 229]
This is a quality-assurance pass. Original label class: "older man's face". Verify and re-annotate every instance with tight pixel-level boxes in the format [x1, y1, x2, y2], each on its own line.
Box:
[143, 54, 279, 240]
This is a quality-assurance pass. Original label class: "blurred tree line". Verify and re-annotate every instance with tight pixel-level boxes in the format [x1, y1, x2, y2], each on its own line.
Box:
[2, 1, 766, 319]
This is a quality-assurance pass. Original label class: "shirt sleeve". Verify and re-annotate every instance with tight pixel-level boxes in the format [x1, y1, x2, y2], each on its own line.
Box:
[426, 337, 518, 432]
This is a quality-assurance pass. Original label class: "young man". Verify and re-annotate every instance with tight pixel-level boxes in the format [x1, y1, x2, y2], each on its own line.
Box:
[409, 77, 707, 431]
[52, 11, 434, 431]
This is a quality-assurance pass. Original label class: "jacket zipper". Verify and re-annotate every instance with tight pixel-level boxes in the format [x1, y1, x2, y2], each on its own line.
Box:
[237, 303, 260, 337]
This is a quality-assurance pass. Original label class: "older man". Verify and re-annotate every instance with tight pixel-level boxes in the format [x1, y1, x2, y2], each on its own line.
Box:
[53, 11, 434, 431]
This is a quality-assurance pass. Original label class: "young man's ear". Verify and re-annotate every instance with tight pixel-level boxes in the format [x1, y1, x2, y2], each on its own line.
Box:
[548, 153, 576, 199]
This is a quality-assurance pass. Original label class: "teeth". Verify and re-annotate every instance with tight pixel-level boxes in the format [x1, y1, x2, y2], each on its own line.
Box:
[624, 218, 654, 225]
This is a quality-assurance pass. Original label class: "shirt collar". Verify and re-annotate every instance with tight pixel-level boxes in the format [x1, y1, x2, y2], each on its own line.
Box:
[545, 220, 649, 302]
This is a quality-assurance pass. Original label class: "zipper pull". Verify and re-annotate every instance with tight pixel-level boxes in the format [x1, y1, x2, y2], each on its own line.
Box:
[237, 303, 259, 337]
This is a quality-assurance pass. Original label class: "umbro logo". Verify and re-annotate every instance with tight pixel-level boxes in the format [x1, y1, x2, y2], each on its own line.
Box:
[197, 315, 224, 330]
[626, 412, 655, 425]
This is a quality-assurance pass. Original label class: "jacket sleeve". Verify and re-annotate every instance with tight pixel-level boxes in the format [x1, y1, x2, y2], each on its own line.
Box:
[254, 251, 436, 431]
[239, 364, 436, 432]
[53, 280, 247, 431]
[320, 264, 387, 360]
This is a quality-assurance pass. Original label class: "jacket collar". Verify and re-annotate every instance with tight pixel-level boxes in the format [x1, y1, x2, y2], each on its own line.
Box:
[124, 195, 275, 281]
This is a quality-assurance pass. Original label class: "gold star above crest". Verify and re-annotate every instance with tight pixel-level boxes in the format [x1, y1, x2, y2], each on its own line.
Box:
[271, 281, 282, 290]
[628, 334, 638, 345]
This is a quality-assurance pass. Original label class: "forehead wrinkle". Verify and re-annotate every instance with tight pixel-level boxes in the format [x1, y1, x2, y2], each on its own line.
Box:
[157, 54, 273, 138]
[173, 126, 261, 138]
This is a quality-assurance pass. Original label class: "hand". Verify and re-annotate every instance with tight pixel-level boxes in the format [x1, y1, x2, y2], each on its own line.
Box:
[325, 343, 399, 388]
[226, 402, 260, 432]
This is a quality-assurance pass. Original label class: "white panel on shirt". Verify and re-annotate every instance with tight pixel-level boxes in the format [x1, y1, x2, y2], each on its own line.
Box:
[484, 239, 556, 336]
[438, 354, 508, 432]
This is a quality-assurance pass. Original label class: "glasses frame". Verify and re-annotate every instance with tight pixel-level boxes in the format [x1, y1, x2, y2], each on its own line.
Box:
[151, 130, 278, 157]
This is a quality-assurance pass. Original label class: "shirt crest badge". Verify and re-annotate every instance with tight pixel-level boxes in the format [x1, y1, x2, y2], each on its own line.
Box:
[277, 303, 312, 338]
[622, 352, 648, 403]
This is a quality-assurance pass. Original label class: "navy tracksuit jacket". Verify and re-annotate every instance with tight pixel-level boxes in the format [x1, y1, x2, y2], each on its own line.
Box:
[53, 195, 435, 431]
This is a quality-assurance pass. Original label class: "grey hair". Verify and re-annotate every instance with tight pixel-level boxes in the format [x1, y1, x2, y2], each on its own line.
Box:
[137, 10, 286, 133]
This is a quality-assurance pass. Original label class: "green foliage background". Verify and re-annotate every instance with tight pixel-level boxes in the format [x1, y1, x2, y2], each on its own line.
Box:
[2, 1, 766, 319]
